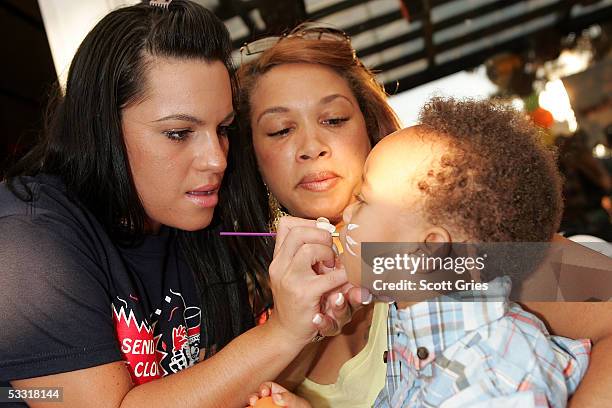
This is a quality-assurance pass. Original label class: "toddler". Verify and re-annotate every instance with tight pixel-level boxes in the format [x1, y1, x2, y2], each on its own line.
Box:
[253, 98, 590, 408]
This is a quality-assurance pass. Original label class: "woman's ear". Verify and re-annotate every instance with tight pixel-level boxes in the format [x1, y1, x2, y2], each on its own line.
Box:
[423, 227, 451, 257]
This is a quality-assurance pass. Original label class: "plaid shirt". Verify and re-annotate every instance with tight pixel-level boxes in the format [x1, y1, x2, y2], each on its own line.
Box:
[373, 277, 591, 408]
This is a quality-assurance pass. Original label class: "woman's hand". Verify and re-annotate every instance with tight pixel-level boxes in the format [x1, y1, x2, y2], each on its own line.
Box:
[266, 216, 349, 345]
[248, 381, 312, 408]
[314, 277, 372, 337]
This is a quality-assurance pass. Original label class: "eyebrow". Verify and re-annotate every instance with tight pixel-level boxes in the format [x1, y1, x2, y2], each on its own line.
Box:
[320, 93, 353, 106]
[153, 111, 235, 125]
[256, 107, 289, 125]
[256, 94, 354, 125]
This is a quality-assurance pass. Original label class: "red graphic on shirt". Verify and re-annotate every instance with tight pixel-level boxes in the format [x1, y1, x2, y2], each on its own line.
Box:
[172, 326, 188, 351]
[160, 291, 202, 375]
[112, 302, 161, 385]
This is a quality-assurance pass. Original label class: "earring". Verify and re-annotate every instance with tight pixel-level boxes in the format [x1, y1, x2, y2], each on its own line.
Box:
[267, 187, 289, 233]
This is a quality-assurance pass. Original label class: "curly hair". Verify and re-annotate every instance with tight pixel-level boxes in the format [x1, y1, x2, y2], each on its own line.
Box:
[416, 97, 563, 242]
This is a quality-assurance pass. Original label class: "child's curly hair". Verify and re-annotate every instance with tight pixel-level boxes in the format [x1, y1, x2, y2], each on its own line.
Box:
[417, 97, 563, 242]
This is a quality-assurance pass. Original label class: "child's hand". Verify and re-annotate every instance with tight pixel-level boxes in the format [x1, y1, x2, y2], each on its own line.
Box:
[247, 381, 312, 408]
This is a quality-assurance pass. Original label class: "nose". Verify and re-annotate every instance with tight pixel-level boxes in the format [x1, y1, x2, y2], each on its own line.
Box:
[296, 126, 331, 162]
[193, 130, 228, 173]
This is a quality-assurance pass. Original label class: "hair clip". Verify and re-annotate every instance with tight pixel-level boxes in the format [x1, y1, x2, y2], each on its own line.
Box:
[150, 0, 172, 9]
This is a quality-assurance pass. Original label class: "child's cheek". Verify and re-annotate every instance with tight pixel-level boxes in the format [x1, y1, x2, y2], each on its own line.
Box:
[339, 226, 363, 286]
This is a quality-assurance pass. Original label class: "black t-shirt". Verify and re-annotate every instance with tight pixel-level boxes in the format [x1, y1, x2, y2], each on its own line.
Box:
[0, 175, 206, 399]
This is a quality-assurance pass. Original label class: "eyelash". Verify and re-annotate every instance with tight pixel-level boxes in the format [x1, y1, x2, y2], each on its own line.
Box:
[354, 193, 365, 204]
[163, 123, 234, 143]
[163, 129, 193, 142]
[266, 117, 349, 137]
[322, 117, 349, 126]
[267, 128, 291, 137]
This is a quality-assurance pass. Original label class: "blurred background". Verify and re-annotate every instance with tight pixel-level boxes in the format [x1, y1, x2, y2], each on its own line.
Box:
[1, 0, 611, 240]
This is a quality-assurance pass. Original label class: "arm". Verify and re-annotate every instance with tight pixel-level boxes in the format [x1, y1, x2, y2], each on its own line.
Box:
[275, 285, 371, 390]
[521, 235, 612, 407]
[520, 301, 612, 407]
[12, 320, 303, 408]
[8, 217, 349, 408]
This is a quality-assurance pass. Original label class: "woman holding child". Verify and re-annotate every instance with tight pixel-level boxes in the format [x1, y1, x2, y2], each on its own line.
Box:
[235, 23, 612, 408]
[0, 1, 610, 406]
[229, 24, 400, 407]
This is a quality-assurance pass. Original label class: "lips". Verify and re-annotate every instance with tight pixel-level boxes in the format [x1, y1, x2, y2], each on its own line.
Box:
[186, 183, 220, 208]
[298, 171, 340, 192]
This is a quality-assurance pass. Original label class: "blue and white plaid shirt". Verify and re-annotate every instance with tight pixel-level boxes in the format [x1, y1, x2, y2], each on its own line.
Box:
[373, 277, 591, 408]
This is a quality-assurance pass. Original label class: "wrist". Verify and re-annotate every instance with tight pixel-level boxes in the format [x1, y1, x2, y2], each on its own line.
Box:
[263, 314, 311, 352]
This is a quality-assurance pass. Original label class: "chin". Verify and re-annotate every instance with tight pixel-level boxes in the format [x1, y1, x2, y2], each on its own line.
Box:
[297, 201, 346, 223]
[298, 209, 343, 224]
[172, 213, 214, 232]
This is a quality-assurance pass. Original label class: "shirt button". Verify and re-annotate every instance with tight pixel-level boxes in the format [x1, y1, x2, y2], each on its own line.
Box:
[416, 346, 429, 360]
[383, 350, 388, 363]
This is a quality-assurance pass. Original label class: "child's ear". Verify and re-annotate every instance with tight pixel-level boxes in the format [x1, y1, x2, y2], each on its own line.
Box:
[423, 227, 451, 257]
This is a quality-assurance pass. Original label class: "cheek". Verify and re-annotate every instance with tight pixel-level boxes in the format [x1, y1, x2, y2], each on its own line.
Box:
[220, 136, 230, 156]
[340, 230, 363, 286]
[343, 223, 362, 258]
[335, 126, 370, 169]
[254, 138, 293, 187]
[124, 132, 178, 197]
[123, 130, 151, 181]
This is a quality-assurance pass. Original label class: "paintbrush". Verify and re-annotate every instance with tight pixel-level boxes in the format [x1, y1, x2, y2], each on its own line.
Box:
[220, 231, 339, 237]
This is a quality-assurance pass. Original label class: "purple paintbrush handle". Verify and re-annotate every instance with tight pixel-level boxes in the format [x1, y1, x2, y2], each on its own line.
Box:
[219, 232, 277, 237]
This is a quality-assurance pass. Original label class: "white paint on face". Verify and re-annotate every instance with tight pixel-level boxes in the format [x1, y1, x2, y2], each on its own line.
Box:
[345, 234, 358, 256]
[339, 127, 447, 285]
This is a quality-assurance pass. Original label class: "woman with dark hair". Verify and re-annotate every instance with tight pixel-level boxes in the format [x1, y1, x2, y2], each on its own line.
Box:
[233, 25, 612, 407]
[0, 2, 351, 406]
[230, 25, 401, 407]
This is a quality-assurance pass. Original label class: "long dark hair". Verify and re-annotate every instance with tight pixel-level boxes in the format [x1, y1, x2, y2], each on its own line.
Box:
[224, 29, 402, 311]
[4, 0, 252, 349]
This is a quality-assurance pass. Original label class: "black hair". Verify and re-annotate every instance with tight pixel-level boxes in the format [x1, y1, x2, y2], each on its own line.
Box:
[5, 0, 253, 349]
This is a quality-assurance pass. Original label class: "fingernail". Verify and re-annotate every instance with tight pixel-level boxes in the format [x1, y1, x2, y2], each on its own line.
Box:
[316, 217, 336, 234]
[273, 394, 287, 406]
[249, 397, 257, 406]
[312, 313, 323, 325]
[335, 292, 345, 307]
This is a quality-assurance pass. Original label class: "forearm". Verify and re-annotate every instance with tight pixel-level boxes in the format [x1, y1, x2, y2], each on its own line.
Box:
[121, 321, 304, 408]
[275, 342, 320, 391]
[568, 335, 612, 407]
